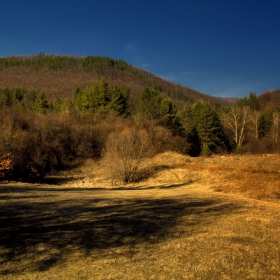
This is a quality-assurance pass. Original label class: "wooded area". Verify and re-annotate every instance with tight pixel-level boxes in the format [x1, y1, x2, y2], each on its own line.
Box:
[0, 54, 280, 181]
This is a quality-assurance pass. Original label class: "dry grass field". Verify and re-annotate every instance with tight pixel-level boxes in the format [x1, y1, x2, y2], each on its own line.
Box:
[1, 152, 280, 279]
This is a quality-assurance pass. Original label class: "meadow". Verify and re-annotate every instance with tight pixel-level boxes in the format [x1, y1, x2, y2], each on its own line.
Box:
[1, 152, 280, 279]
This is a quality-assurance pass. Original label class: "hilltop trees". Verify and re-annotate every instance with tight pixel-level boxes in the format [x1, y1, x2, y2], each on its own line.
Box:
[74, 78, 129, 116]
[235, 91, 260, 110]
[2, 54, 280, 182]
[0, 54, 145, 83]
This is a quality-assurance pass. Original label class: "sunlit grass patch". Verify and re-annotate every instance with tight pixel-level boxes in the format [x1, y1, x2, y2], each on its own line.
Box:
[1, 153, 280, 279]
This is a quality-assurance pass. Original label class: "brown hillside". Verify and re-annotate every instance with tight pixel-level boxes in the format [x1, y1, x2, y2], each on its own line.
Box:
[0, 55, 231, 106]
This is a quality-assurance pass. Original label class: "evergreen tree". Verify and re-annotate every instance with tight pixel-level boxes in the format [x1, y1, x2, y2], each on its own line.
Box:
[98, 77, 110, 106]
[259, 109, 273, 138]
[33, 91, 49, 114]
[160, 98, 184, 135]
[22, 90, 38, 110]
[109, 86, 129, 116]
[179, 101, 193, 134]
[74, 85, 99, 111]
[0, 88, 10, 108]
[235, 91, 260, 110]
[138, 88, 163, 125]
[191, 101, 224, 153]
[138, 88, 183, 134]
[74, 78, 129, 116]
[248, 91, 260, 110]
[53, 97, 62, 112]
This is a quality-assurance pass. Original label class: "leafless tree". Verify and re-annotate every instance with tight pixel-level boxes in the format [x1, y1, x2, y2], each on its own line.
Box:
[104, 127, 149, 184]
[221, 106, 250, 147]
[249, 109, 262, 139]
[271, 111, 280, 142]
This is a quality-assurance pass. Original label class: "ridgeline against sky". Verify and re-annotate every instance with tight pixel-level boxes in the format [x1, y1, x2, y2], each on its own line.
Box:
[1, 0, 280, 98]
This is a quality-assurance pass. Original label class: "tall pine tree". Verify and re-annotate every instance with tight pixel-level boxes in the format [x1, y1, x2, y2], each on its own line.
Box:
[191, 101, 224, 154]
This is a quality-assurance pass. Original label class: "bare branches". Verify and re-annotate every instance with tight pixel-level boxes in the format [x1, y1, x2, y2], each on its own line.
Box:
[221, 106, 250, 147]
[104, 127, 149, 184]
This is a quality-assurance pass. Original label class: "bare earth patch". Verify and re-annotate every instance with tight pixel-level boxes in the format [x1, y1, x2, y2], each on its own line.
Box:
[1, 152, 280, 279]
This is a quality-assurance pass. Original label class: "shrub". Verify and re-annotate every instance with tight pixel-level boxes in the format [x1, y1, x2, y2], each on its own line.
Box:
[104, 127, 149, 184]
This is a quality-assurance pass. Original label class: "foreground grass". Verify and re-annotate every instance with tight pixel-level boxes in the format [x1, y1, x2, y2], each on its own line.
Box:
[1, 177, 280, 279]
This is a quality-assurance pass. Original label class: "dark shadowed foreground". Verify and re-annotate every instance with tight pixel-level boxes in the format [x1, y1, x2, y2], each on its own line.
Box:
[0, 182, 280, 279]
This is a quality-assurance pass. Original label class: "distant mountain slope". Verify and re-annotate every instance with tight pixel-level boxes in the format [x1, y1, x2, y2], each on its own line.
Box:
[258, 89, 280, 108]
[0, 54, 232, 106]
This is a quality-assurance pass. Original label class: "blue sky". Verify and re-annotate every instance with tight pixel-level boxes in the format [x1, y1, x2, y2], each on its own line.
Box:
[1, 0, 280, 98]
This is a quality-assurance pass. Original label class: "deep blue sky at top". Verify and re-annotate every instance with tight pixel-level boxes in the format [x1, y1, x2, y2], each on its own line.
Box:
[1, 0, 280, 98]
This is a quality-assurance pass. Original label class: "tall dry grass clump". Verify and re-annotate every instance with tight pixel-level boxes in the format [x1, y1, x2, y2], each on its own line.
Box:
[103, 127, 149, 184]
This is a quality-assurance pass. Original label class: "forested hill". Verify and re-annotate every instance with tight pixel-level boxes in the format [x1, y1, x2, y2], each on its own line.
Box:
[1, 54, 280, 182]
[0, 54, 232, 107]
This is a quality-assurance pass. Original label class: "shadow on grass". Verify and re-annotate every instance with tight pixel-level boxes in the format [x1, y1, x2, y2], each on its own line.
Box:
[0, 184, 240, 275]
[39, 163, 185, 186]
[0, 181, 191, 193]
[115, 182, 194, 190]
[136, 163, 185, 182]
[42, 176, 79, 185]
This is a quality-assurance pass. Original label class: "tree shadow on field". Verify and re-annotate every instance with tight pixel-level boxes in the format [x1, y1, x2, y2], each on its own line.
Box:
[0, 185, 240, 275]
[113, 182, 192, 191]
[136, 163, 185, 181]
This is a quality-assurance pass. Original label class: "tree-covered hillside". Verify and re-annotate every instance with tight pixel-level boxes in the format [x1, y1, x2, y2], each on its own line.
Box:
[0, 53, 231, 107]
[0, 54, 280, 181]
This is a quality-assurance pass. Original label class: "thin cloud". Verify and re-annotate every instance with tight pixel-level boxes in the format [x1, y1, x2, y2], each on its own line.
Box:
[124, 43, 137, 52]
[124, 43, 154, 71]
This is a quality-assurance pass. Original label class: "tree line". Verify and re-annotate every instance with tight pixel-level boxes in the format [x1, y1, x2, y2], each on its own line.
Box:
[0, 53, 146, 80]
[1, 75, 280, 181]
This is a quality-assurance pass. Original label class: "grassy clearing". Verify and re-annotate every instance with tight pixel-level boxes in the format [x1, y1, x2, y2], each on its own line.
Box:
[182, 154, 280, 200]
[0, 153, 280, 279]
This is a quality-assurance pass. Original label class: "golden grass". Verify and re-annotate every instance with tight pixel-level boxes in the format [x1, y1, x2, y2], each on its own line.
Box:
[0, 152, 280, 279]
[185, 154, 280, 200]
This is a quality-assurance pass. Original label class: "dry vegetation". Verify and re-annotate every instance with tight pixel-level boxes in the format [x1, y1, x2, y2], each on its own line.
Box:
[1, 56, 280, 278]
[0, 64, 230, 106]
[0, 67, 141, 102]
[1, 152, 280, 279]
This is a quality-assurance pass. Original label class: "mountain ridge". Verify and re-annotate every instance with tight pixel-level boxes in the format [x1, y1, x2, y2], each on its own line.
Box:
[0, 54, 235, 106]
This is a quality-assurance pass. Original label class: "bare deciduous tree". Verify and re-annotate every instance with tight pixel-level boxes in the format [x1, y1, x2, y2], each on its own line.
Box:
[221, 106, 250, 147]
[249, 109, 262, 139]
[104, 127, 149, 184]
[271, 111, 280, 142]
